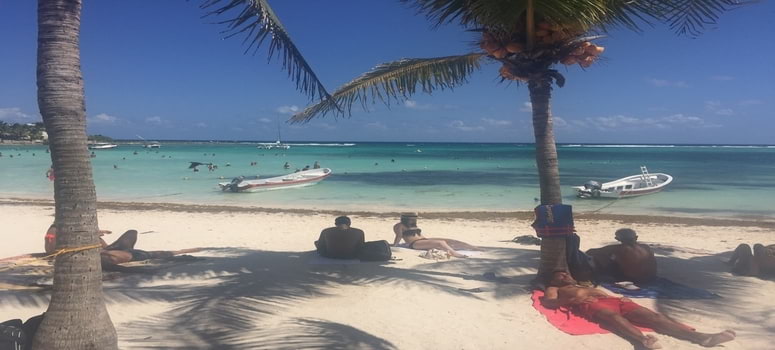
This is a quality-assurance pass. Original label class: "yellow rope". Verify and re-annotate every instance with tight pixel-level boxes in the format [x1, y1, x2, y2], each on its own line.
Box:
[0, 243, 103, 272]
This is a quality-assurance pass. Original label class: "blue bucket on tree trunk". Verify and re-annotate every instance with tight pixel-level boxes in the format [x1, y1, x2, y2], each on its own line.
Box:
[532, 204, 574, 238]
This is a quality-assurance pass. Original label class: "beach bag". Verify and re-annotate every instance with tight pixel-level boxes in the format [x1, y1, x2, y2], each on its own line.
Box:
[358, 240, 392, 261]
[0, 319, 24, 350]
[532, 204, 575, 238]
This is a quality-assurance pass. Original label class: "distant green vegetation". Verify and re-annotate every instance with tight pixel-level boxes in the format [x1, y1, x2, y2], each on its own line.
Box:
[0, 121, 45, 141]
[87, 134, 115, 143]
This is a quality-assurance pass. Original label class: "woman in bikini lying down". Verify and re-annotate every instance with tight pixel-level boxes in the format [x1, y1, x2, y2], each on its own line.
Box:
[392, 213, 480, 258]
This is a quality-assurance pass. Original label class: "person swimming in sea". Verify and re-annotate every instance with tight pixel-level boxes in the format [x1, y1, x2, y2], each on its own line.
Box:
[392, 213, 479, 258]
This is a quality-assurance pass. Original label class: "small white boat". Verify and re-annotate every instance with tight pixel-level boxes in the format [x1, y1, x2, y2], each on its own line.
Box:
[257, 140, 291, 150]
[88, 142, 118, 150]
[574, 166, 673, 199]
[219, 168, 331, 192]
[144, 142, 161, 149]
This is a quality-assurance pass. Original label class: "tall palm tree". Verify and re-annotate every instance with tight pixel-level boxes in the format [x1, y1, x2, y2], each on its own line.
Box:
[290, 0, 743, 279]
[34, 0, 332, 348]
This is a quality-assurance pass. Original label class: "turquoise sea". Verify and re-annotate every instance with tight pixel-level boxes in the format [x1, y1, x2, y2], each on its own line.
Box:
[1, 142, 774, 219]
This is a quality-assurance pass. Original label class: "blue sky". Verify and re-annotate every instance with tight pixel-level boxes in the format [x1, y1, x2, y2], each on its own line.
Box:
[1, 1, 773, 144]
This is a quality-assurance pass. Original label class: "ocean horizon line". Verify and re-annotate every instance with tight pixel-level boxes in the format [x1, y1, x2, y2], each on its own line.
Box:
[71, 140, 775, 147]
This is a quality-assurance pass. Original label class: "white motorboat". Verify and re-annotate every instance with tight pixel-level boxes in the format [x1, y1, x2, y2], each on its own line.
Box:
[88, 142, 118, 150]
[574, 166, 673, 199]
[219, 168, 331, 192]
[144, 142, 161, 149]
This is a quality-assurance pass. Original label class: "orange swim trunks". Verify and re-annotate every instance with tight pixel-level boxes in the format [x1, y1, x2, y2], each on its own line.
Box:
[577, 297, 642, 318]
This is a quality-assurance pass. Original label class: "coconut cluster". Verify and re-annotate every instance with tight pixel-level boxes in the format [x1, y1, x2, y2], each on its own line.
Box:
[560, 41, 604, 68]
[479, 21, 605, 80]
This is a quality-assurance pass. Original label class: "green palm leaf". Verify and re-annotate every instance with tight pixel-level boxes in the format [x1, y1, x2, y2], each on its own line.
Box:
[200, 0, 334, 101]
[403, 0, 745, 36]
[289, 53, 486, 123]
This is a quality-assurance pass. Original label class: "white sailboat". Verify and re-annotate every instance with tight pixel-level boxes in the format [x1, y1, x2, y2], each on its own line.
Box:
[257, 122, 290, 150]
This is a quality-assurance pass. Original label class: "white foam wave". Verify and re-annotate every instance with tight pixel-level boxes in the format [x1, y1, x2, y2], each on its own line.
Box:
[290, 143, 356, 147]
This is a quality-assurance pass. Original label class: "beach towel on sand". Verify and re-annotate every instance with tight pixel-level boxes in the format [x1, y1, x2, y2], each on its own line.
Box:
[531, 290, 653, 335]
[602, 277, 720, 300]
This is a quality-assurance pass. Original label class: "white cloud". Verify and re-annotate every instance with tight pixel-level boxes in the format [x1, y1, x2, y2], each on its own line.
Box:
[276, 105, 299, 114]
[704, 101, 734, 116]
[646, 78, 688, 88]
[365, 121, 387, 130]
[404, 100, 440, 110]
[710, 75, 735, 81]
[482, 118, 512, 126]
[449, 120, 485, 132]
[520, 102, 532, 112]
[195, 122, 207, 128]
[553, 116, 568, 128]
[145, 116, 164, 125]
[581, 113, 719, 130]
[0, 107, 37, 123]
[90, 113, 118, 124]
[259, 117, 272, 123]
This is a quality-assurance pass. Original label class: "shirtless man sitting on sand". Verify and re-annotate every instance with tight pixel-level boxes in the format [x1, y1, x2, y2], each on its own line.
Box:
[728, 243, 775, 277]
[586, 228, 657, 283]
[542, 271, 735, 349]
[392, 213, 479, 258]
[45, 223, 202, 268]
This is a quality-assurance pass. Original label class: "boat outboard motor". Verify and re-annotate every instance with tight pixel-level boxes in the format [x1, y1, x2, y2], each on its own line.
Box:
[226, 176, 244, 193]
[583, 180, 601, 191]
[581, 180, 602, 198]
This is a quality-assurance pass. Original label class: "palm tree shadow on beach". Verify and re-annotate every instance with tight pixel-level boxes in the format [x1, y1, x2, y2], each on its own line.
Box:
[648, 249, 775, 349]
[49, 246, 540, 349]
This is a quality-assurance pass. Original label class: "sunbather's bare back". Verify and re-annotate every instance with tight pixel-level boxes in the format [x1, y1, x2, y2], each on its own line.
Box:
[613, 243, 656, 283]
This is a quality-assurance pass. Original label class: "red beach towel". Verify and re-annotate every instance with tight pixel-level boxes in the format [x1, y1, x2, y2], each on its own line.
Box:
[531, 290, 653, 335]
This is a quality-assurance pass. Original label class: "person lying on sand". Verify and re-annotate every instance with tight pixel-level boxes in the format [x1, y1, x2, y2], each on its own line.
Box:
[45, 223, 202, 269]
[542, 271, 735, 349]
[728, 243, 775, 277]
[392, 213, 479, 258]
[586, 228, 656, 283]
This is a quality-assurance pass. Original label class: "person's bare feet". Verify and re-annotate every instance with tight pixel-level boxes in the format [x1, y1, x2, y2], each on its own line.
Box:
[699, 330, 736, 347]
[641, 335, 662, 349]
[451, 251, 468, 258]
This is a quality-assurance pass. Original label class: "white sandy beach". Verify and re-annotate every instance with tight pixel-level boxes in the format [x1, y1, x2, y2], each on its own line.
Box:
[1, 201, 774, 349]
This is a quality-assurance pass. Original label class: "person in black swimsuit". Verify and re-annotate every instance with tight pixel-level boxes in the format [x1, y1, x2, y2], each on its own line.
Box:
[392, 213, 477, 258]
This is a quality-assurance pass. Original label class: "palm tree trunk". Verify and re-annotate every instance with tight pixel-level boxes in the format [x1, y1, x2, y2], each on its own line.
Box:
[34, 0, 118, 349]
[528, 74, 567, 280]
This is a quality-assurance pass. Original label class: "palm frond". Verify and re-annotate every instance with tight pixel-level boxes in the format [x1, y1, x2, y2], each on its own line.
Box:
[200, 0, 334, 101]
[290, 53, 486, 123]
[403, 0, 746, 37]
[649, 0, 748, 36]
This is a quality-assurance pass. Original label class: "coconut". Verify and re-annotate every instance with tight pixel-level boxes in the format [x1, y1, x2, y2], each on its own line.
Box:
[581, 41, 592, 48]
[541, 36, 555, 45]
[570, 46, 586, 56]
[560, 56, 578, 65]
[505, 42, 524, 54]
[538, 21, 553, 30]
[593, 46, 605, 55]
[481, 40, 500, 54]
[584, 44, 599, 55]
[499, 66, 516, 80]
[579, 56, 595, 68]
[535, 29, 550, 37]
[551, 31, 566, 42]
[492, 48, 508, 59]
